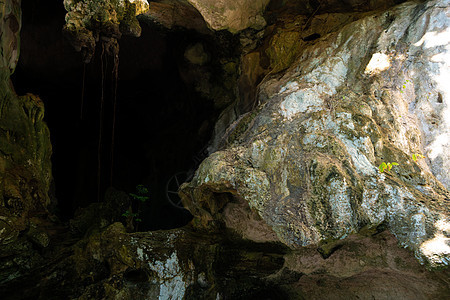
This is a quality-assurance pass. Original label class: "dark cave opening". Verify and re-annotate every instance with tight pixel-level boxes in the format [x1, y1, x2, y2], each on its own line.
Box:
[12, 1, 237, 231]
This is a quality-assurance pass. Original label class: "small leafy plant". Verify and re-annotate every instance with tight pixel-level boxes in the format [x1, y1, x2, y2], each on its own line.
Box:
[129, 184, 149, 203]
[400, 79, 410, 93]
[412, 153, 425, 162]
[379, 162, 399, 173]
[122, 184, 150, 231]
[122, 210, 141, 222]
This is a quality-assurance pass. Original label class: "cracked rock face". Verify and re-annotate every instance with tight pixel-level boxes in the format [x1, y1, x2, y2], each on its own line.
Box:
[182, 0, 450, 268]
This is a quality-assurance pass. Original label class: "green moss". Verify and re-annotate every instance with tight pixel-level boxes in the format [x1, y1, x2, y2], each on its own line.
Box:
[0, 93, 52, 212]
[266, 30, 302, 73]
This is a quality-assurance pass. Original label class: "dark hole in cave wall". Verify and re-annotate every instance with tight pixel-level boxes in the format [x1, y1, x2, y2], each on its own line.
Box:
[12, 1, 231, 230]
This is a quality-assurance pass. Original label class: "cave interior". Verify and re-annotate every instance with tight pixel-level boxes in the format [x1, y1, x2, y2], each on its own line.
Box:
[12, 1, 240, 231]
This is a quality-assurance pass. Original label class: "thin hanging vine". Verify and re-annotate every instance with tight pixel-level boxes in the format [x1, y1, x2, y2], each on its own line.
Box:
[110, 48, 119, 187]
[97, 43, 106, 202]
[80, 63, 86, 120]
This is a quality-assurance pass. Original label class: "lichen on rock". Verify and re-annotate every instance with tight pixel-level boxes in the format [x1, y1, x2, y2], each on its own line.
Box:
[181, 0, 450, 269]
[63, 0, 149, 62]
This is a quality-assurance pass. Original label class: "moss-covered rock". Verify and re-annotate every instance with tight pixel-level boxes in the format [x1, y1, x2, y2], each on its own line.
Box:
[63, 0, 149, 62]
[0, 0, 52, 238]
[182, 0, 450, 269]
[0, 1, 54, 289]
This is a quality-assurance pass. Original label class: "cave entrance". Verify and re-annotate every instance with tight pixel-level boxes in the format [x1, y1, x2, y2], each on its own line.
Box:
[12, 1, 237, 231]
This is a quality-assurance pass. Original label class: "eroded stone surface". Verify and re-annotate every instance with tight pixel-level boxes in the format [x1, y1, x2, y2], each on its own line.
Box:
[2, 0, 449, 298]
[3, 222, 449, 299]
[182, 0, 450, 268]
[0, 0, 52, 243]
[139, 0, 209, 33]
[0, 0, 53, 287]
[63, 0, 150, 62]
[186, 0, 270, 33]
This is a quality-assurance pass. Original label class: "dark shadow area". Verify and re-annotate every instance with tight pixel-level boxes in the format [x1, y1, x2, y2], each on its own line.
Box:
[12, 0, 235, 230]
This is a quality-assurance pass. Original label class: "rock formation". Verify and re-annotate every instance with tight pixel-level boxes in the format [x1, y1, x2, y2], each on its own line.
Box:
[182, 0, 450, 269]
[0, 0, 449, 299]
[0, 0, 53, 281]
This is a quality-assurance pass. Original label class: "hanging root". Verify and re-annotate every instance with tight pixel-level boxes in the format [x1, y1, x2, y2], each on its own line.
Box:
[94, 37, 120, 199]
[80, 63, 86, 120]
[110, 43, 119, 187]
[97, 43, 105, 202]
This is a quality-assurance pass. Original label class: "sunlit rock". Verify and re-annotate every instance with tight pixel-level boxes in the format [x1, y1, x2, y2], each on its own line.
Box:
[186, 0, 270, 33]
[182, 0, 450, 268]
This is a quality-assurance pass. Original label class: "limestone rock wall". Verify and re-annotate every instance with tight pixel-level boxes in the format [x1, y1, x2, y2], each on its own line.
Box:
[0, 0, 52, 245]
[0, 1, 54, 290]
[0, 0, 448, 298]
[181, 0, 450, 268]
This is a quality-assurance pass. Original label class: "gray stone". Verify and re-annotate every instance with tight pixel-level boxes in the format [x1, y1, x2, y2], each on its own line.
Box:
[182, 0, 450, 268]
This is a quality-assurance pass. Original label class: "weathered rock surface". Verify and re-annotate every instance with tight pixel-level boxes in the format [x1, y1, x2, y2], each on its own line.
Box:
[1, 0, 449, 298]
[139, 0, 210, 33]
[63, 0, 150, 62]
[0, 0, 52, 244]
[181, 0, 450, 269]
[163, 0, 409, 34]
[1, 222, 449, 299]
[0, 0, 54, 288]
[186, 0, 270, 33]
[268, 0, 409, 15]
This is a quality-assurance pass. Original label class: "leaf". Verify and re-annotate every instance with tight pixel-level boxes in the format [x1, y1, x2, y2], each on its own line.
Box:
[136, 184, 149, 195]
[135, 218, 142, 222]
[379, 162, 387, 173]
[130, 193, 149, 202]
[412, 154, 425, 161]
[391, 162, 399, 166]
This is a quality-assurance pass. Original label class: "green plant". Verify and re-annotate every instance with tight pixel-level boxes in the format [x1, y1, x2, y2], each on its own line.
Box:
[412, 153, 425, 161]
[122, 184, 150, 230]
[378, 162, 399, 173]
[400, 79, 410, 93]
[412, 153, 425, 162]
[122, 210, 141, 222]
[129, 184, 149, 202]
